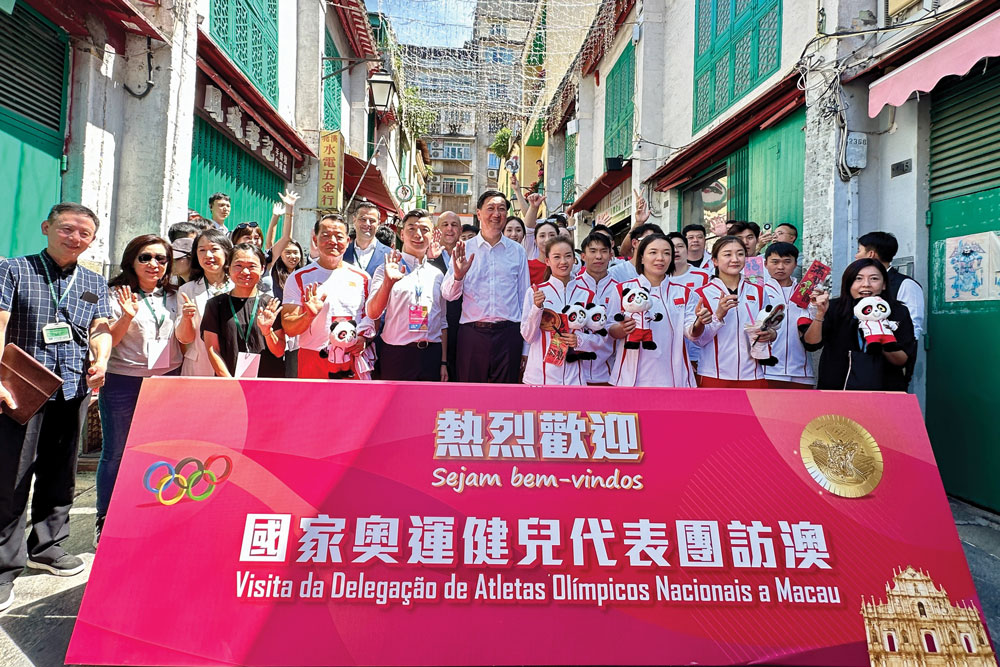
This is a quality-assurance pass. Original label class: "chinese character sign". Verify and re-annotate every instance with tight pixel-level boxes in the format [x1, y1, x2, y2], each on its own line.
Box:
[69, 380, 990, 667]
[319, 131, 343, 212]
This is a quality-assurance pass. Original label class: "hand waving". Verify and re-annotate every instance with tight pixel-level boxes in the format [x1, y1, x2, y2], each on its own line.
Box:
[384, 249, 405, 282]
[115, 286, 140, 319]
[427, 228, 444, 260]
[526, 192, 544, 209]
[303, 283, 327, 316]
[257, 298, 281, 332]
[272, 188, 300, 217]
[452, 239, 475, 280]
[634, 189, 650, 224]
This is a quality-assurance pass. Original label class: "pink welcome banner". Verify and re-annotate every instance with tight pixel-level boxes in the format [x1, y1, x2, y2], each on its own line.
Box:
[68, 379, 994, 666]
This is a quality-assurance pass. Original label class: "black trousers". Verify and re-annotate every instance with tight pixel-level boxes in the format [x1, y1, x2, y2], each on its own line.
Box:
[445, 298, 463, 382]
[0, 394, 88, 583]
[379, 342, 443, 381]
[457, 322, 522, 384]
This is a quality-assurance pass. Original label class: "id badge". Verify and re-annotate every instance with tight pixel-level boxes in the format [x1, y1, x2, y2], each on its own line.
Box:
[543, 335, 568, 367]
[408, 304, 429, 331]
[41, 322, 73, 345]
[145, 339, 172, 370]
[236, 352, 261, 378]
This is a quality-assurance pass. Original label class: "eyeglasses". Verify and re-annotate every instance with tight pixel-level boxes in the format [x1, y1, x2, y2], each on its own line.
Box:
[138, 253, 169, 265]
[234, 222, 260, 231]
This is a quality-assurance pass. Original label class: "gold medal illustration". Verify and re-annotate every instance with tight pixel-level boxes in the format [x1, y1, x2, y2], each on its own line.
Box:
[800, 415, 883, 498]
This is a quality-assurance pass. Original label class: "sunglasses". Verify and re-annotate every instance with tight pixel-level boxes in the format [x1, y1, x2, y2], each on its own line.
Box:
[234, 222, 260, 231]
[138, 253, 169, 265]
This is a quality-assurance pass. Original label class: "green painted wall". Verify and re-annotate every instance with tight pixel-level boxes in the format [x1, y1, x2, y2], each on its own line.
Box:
[748, 107, 805, 246]
[189, 116, 285, 231]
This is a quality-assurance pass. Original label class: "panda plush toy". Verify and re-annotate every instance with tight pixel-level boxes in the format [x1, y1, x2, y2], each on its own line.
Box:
[853, 296, 899, 352]
[613, 285, 662, 350]
[744, 304, 784, 366]
[318, 318, 358, 379]
[584, 302, 608, 337]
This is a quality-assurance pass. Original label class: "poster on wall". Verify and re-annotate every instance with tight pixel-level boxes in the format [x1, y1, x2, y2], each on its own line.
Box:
[944, 232, 998, 302]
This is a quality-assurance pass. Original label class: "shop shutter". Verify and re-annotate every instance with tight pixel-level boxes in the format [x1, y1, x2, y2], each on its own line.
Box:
[929, 62, 1000, 202]
[324, 31, 342, 131]
[189, 116, 285, 231]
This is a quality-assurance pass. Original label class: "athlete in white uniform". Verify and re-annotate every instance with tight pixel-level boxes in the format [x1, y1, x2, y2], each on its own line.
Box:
[521, 237, 599, 385]
[687, 237, 776, 388]
[763, 242, 814, 388]
[665, 232, 711, 372]
[610, 234, 697, 388]
[573, 232, 622, 385]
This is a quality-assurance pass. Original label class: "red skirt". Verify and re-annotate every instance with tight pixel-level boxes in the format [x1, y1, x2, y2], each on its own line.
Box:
[698, 377, 770, 389]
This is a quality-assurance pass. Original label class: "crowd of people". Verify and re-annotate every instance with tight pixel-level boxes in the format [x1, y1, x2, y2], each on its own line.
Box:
[0, 184, 925, 611]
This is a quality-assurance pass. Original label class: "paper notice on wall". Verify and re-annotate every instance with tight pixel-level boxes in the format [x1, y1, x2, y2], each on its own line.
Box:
[990, 231, 1000, 300]
[944, 232, 993, 302]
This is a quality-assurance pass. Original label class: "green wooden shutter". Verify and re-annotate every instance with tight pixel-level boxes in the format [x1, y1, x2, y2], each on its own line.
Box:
[210, 0, 279, 106]
[929, 64, 1000, 202]
[323, 31, 342, 131]
[0, 3, 67, 257]
[693, 0, 781, 132]
[189, 116, 285, 231]
[604, 40, 634, 160]
[747, 107, 805, 246]
[726, 144, 749, 221]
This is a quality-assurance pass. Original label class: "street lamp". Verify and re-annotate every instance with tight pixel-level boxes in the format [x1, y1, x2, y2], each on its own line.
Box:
[367, 70, 398, 113]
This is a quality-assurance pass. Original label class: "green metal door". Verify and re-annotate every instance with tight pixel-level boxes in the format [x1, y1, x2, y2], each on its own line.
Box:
[0, 3, 68, 257]
[189, 116, 285, 231]
[748, 107, 804, 248]
[926, 64, 1000, 511]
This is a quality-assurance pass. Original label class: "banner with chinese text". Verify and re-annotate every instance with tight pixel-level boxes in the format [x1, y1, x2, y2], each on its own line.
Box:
[318, 131, 343, 212]
[68, 379, 995, 666]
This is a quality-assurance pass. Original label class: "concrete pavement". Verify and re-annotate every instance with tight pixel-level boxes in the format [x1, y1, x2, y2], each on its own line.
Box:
[1, 472, 998, 666]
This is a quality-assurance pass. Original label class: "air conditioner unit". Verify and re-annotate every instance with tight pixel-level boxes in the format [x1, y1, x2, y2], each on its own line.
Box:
[431, 175, 442, 184]
[429, 183, 441, 193]
[430, 139, 443, 149]
[430, 149, 443, 159]
[487, 169, 499, 179]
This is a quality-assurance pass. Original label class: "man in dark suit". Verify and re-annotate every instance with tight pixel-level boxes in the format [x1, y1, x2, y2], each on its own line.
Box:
[343, 199, 391, 276]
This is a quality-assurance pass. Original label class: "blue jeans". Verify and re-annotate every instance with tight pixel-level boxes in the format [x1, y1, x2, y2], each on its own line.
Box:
[96, 370, 178, 518]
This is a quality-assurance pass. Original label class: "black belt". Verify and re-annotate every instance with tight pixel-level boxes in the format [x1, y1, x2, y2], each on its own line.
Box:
[467, 320, 515, 330]
[386, 341, 439, 349]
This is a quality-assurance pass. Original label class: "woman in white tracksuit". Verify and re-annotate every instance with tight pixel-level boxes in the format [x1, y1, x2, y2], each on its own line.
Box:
[610, 234, 697, 388]
[521, 237, 599, 385]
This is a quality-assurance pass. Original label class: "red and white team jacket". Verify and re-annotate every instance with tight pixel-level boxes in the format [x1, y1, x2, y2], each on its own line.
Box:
[611, 276, 697, 388]
[670, 266, 712, 365]
[573, 271, 621, 384]
[763, 279, 815, 385]
[688, 277, 773, 382]
[520, 280, 598, 385]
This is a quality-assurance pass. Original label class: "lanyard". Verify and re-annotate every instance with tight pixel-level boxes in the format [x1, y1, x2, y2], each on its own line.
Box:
[138, 289, 167, 335]
[38, 254, 78, 320]
[228, 293, 260, 346]
[401, 258, 424, 301]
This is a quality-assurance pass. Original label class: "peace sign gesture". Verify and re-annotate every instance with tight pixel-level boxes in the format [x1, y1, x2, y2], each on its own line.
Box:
[303, 283, 327, 316]
[451, 239, 476, 280]
[115, 286, 141, 319]
[257, 298, 281, 332]
[384, 249, 405, 283]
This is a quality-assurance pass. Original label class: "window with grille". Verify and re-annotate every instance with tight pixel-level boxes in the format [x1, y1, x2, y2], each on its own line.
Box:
[604, 41, 634, 160]
[693, 0, 781, 132]
[323, 31, 342, 130]
[443, 142, 471, 160]
[442, 177, 470, 194]
[563, 133, 577, 204]
[210, 0, 279, 106]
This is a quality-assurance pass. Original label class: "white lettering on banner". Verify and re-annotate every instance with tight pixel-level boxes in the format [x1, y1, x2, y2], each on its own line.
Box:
[261, 135, 274, 161]
[204, 85, 224, 122]
[436, 410, 641, 462]
[245, 121, 262, 151]
[676, 520, 724, 567]
[239, 514, 291, 562]
[237, 513, 834, 571]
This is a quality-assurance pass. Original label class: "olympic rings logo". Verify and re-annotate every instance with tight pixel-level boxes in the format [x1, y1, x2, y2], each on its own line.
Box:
[142, 456, 233, 506]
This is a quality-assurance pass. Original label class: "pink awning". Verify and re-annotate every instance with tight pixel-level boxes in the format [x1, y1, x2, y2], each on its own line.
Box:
[868, 9, 1000, 118]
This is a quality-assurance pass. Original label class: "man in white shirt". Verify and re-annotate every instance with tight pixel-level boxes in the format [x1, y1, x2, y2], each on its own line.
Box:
[442, 190, 530, 383]
[281, 214, 375, 379]
[574, 233, 621, 385]
[367, 210, 448, 382]
[343, 200, 391, 276]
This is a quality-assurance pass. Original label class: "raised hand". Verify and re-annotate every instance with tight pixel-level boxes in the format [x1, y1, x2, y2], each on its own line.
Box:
[303, 283, 327, 316]
[756, 231, 774, 252]
[532, 284, 545, 308]
[384, 249, 405, 282]
[116, 286, 140, 319]
[180, 292, 198, 321]
[280, 188, 300, 210]
[716, 294, 739, 320]
[272, 201, 286, 217]
[526, 192, 544, 209]
[710, 219, 729, 237]
[811, 289, 830, 318]
[595, 211, 611, 227]
[257, 298, 280, 332]
[510, 172, 519, 189]
[427, 228, 444, 259]
[452, 239, 475, 280]
[634, 189, 650, 224]
[695, 299, 713, 325]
